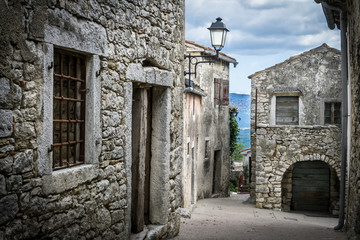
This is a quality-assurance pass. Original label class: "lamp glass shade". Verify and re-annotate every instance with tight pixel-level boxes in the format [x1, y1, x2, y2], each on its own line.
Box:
[208, 17, 229, 51]
[210, 29, 227, 50]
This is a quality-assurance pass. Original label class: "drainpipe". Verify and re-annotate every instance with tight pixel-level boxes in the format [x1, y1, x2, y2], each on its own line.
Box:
[320, 2, 348, 231]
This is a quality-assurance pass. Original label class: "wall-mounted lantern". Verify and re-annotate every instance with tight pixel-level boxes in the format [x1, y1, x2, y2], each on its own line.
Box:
[184, 17, 229, 86]
[208, 17, 229, 56]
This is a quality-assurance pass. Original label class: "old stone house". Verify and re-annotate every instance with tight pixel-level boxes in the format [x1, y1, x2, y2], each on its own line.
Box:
[0, 1, 184, 239]
[182, 40, 237, 209]
[315, 0, 360, 238]
[249, 44, 342, 214]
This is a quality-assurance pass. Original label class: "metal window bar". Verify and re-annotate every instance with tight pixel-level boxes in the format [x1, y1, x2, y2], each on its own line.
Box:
[52, 50, 86, 170]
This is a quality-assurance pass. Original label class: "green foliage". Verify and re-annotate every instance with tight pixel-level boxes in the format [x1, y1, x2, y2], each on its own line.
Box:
[243, 165, 249, 181]
[229, 106, 241, 156]
[231, 142, 245, 162]
[229, 179, 237, 192]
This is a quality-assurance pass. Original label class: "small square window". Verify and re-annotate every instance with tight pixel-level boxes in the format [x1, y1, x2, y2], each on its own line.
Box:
[325, 102, 341, 124]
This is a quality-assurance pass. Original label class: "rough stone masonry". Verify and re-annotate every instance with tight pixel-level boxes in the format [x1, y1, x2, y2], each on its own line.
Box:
[0, 0, 185, 239]
[249, 44, 342, 213]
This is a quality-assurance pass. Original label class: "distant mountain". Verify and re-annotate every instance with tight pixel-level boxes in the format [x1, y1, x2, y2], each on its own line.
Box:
[230, 93, 251, 148]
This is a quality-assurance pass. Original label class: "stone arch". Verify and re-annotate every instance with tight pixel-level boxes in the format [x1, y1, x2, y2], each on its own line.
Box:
[281, 154, 341, 181]
[281, 160, 340, 214]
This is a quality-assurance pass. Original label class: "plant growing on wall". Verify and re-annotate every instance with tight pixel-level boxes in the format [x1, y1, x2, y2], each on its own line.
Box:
[231, 142, 244, 162]
[229, 106, 241, 156]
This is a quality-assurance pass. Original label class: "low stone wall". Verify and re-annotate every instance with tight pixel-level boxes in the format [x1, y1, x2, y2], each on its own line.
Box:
[255, 124, 341, 210]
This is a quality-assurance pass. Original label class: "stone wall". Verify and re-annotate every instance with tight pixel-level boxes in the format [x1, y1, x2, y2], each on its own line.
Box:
[0, 0, 184, 239]
[250, 44, 342, 211]
[346, 0, 360, 237]
[182, 42, 234, 209]
[254, 125, 341, 210]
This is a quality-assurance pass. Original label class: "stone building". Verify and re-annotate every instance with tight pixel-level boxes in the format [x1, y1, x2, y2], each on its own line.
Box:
[249, 44, 342, 213]
[182, 40, 237, 209]
[0, 1, 184, 239]
[315, 0, 360, 238]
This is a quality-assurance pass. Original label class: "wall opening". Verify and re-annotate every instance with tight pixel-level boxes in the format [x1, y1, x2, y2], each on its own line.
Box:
[191, 147, 195, 204]
[212, 150, 222, 194]
[281, 160, 339, 214]
[131, 86, 152, 233]
[292, 161, 330, 212]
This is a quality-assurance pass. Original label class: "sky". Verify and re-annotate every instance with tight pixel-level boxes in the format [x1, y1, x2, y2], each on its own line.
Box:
[185, 0, 341, 94]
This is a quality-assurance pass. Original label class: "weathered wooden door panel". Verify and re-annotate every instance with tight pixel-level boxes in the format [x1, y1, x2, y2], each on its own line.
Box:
[292, 161, 330, 212]
[131, 87, 152, 233]
[212, 150, 222, 194]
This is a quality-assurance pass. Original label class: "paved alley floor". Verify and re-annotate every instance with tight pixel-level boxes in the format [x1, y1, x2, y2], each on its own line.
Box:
[172, 193, 347, 240]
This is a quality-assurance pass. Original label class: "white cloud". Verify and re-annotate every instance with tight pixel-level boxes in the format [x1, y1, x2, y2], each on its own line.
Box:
[185, 0, 341, 93]
[297, 30, 340, 47]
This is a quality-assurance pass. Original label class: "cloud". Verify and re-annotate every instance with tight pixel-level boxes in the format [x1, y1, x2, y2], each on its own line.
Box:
[297, 30, 340, 47]
[185, 0, 340, 93]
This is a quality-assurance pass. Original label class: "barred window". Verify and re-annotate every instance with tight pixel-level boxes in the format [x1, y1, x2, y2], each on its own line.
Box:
[52, 49, 86, 170]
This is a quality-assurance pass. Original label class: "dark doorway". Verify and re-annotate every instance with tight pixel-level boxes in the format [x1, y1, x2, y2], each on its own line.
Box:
[292, 161, 330, 212]
[191, 147, 195, 204]
[131, 87, 152, 233]
[212, 150, 222, 194]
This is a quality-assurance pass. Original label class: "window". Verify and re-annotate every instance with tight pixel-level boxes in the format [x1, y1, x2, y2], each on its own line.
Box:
[214, 78, 229, 106]
[205, 140, 210, 159]
[52, 49, 86, 170]
[276, 96, 299, 125]
[221, 80, 229, 105]
[214, 78, 221, 105]
[325, 102, 341, 124]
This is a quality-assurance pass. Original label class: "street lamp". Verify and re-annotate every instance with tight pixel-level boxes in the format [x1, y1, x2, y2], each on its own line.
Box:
[184, 17, 229, 85]
[208, 17, 229, 57]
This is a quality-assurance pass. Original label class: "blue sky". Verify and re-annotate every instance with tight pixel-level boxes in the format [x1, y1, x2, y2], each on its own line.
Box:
[185, 0, 340, 94]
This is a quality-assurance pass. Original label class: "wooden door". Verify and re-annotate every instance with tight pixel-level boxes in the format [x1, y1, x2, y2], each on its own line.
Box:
[292, 161, 330, 212]
[131, 87, 152, 233]
[212, 150, 222, 194]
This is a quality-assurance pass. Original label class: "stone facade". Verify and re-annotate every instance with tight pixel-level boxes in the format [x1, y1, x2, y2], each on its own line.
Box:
[250, 44, 342, 212]
[182, 41, 237, 209]
[0, 1, 184, 239]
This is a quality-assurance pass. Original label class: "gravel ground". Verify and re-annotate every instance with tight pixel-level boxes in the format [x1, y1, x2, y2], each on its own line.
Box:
[172, 193, 347, 240]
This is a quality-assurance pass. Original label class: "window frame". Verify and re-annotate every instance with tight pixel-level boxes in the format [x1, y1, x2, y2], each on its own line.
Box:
[324, 101, 342, 125]
[275, 96, 299, 125]
[39, 44, 101, 195]
[214, 78, 229, 106]
[270, 90, 303, 126]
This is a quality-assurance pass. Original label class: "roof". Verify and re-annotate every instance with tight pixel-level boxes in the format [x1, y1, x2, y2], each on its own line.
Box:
[315, 0, 346, 29]
[248, 43, 340, 78]
[239, 147, 251, 153]
[185, 40, 238, 67]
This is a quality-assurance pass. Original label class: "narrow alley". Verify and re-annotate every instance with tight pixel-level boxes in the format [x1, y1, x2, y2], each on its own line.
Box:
[173, 194, 347, 240]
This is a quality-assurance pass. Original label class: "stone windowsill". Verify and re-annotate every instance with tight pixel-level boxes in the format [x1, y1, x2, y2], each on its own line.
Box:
[42, 164, 98, 195]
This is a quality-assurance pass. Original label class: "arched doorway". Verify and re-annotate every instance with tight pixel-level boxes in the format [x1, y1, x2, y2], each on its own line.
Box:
[292, 161, 330, 212]
[281, 161, 340, 214]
